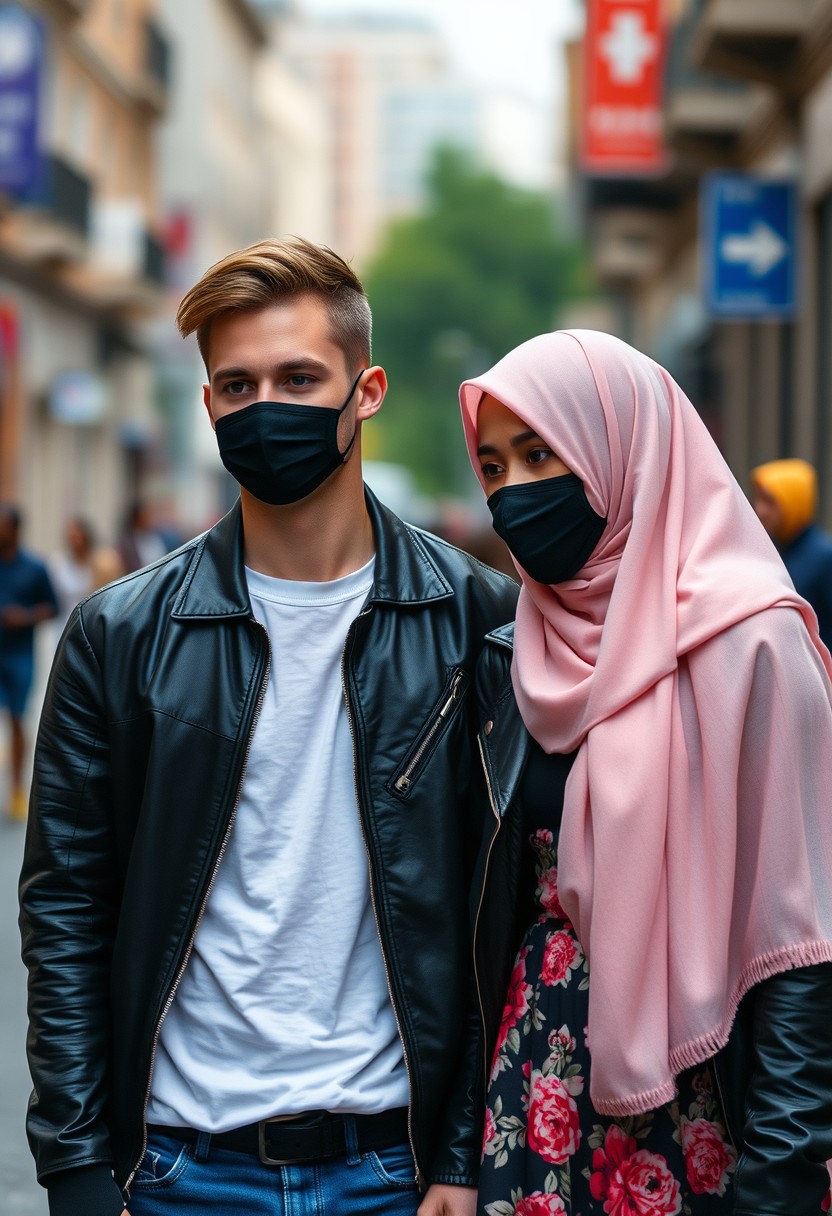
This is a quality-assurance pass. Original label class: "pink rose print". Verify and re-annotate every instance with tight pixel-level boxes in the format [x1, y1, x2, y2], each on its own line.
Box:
[514, 1194, 567, 1216]
[590, 1125, 681, 1215]
[537, 865, 567, 919]
[525, 1070, 583, 1165]
[490, 948, 532, 1081]
[541, 930, 580, 987]
[482, 1106, 496, 1158]
[681, 1118, 737, 1197]
[548, 1025, 576, 1055]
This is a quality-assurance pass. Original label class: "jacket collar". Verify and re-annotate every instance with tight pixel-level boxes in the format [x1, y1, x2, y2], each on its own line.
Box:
[171, 489, 454, 620]
[484, 621, 515, 650]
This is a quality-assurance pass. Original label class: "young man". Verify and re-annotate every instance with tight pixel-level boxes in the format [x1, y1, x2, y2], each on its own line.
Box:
[19, 238, 518, 1216]
[0, 503, 58, 820]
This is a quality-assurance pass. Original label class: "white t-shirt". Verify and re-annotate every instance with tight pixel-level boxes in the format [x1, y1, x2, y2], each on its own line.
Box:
[147, 556, 409, 1131]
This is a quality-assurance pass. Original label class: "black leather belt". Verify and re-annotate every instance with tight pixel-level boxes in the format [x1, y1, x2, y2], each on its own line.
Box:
[147, 1107, 410, 1167]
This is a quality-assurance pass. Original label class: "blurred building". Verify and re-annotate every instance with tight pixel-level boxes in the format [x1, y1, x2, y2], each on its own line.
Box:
[152, 0, 274, 530]
[0, 0, 169, 551]
[568, 0, 832, 514]
[269, 9, 482, 266]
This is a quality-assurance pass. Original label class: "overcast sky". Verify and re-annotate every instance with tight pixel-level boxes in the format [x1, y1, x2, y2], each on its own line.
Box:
[295, 0, 584, 107]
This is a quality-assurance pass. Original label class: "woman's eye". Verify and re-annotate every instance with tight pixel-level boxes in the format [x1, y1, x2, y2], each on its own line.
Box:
[527, 447, 554, 465]
[481, 462, 503, 480]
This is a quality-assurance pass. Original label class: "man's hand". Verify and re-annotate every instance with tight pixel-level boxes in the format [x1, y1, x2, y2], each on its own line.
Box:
[417, 1183, 477, 1216]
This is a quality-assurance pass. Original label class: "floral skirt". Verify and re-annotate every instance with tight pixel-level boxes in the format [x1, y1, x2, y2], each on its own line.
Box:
[479, 831, 738, 1216]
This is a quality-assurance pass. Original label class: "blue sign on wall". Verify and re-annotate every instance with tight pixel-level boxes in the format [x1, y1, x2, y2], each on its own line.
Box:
[0, 4, 44, 195]
[701, 174, 798, 318]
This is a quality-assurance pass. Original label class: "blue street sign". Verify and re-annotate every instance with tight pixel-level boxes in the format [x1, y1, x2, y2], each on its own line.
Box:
[0, 4, 44, 195]
[701, 174, 798, 318]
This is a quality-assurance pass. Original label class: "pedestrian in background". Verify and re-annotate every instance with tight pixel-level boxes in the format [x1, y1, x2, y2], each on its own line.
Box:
[0, 503, 58, 821]
[751, 457, 832, 646]
[116, 499, 175, 573]
[49, 517, 124, 637]
[19, 237, 517, 1216]
[459, 330, 832, 1216]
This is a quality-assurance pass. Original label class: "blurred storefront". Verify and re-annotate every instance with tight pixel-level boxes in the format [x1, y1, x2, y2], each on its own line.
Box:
[568, 0, 832, 515]
[0, 0, 168, 551]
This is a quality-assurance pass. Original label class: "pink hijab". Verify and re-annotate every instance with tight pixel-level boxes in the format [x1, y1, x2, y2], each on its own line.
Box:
[460, 329, 832, 1115]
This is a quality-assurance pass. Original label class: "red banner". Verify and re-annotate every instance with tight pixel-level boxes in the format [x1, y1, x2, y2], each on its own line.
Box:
[581, 0, 667, 175]
[0, 302, 19, 360]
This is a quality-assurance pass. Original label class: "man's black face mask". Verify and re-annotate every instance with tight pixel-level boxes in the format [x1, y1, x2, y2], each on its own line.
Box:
[487, 473, 607, 584]
[214, 370, 365, 506]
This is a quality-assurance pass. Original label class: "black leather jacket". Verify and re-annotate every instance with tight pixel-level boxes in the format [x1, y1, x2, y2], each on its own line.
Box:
[473, 622, 832, 1216]
[18, 494, 518, 1214]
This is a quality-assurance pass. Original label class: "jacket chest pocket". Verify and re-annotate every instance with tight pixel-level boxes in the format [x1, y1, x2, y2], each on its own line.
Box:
[388, 667, 469, 799]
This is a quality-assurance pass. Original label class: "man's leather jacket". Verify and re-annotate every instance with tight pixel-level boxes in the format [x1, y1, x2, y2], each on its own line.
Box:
[473, 622, 832, 1216]
[19, 494, 518, 1216]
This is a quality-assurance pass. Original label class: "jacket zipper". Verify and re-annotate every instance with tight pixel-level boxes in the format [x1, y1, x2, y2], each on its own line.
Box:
[472, 733, 503, 1099]
[125, 619, 272, 1192]
[341, 606, 424, 1189]
[393, 670, 467, 793]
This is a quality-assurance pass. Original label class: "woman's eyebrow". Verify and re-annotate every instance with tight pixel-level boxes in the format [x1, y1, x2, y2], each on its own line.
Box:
[511, 430, 540, 447]
[477, 430, 541, 458]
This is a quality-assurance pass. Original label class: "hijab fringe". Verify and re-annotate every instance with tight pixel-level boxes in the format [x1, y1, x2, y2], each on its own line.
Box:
[592, 941, 832, 1118]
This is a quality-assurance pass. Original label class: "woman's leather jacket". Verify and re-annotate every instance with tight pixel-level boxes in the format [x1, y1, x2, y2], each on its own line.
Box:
[473, 622, 832, 1216]
[18, 494, 518, 1215]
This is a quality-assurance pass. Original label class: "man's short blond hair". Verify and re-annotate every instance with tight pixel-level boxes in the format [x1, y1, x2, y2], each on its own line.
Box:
[176, 236, 372, 373]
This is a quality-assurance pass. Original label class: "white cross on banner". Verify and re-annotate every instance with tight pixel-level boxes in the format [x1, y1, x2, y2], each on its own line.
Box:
[581, 0, 666, 175]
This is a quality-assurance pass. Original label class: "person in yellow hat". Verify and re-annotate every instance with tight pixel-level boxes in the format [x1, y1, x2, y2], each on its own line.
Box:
[751, 458, 832, 645]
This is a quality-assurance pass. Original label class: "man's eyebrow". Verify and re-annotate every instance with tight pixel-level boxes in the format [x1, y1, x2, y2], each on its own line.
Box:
[476, 430, 541, 457]
[211, 358, 330, 383]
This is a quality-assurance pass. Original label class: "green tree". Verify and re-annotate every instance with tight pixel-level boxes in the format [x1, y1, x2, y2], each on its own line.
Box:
[364, 145, 591, 495]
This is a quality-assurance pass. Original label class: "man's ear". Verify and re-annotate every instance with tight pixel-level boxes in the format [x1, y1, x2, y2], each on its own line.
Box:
[202, 384, 215, 431]
[357, 366, 387, 421]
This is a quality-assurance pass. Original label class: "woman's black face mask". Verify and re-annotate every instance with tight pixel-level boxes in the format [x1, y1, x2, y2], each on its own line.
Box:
[487, 473, 607, 584]
[214, 370, 364, 506]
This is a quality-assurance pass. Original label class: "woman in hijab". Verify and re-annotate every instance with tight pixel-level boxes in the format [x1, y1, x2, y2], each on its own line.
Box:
[459, 330, 832, 1216]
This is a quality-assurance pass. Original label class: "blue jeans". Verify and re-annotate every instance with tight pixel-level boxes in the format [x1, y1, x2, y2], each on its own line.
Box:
[126, 1124, 422, 1215]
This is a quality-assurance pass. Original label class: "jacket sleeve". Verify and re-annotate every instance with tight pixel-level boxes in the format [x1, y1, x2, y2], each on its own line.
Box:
[732, 963, 832, 1216]
[18, 605, 124, 1210]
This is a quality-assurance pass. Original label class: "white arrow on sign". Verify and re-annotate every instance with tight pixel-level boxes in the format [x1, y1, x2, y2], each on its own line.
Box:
[721, 220, 788, 277]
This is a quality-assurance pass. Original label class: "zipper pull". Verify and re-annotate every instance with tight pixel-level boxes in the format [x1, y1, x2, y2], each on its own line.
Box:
[439, 671, 465, 718]
[395, 774, 411, 793]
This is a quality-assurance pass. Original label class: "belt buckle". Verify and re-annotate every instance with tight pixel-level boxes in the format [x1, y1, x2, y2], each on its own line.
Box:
[257, 1113, 324, 1167]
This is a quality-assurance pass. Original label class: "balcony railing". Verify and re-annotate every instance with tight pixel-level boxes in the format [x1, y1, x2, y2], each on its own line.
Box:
[47, 154, 91, 236]
[143, 231, 165, 286]
[145, 19, 171, 93]
[19, 152, 91, 237]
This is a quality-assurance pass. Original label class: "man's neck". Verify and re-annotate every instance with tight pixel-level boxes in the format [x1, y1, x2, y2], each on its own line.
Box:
[240, 473, 375, 582]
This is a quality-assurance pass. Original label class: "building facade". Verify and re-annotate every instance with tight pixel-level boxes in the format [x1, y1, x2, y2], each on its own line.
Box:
[571, 0, 832, 515]
[0, 0, 169, 552]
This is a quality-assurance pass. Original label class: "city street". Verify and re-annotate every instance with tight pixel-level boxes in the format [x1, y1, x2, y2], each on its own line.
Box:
[0, 815, 46, 1213]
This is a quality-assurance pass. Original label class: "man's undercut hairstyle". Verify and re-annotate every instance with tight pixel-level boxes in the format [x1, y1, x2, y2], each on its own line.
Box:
[176, 236, 372, 374]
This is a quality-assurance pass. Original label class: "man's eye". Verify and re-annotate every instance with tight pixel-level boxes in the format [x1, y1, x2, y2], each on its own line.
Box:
[288, 374, 313, 387]
[225, 381, 249, 395]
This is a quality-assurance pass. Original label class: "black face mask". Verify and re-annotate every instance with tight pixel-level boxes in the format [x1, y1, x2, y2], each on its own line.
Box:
[214, 370, 364, 505]
[487, 473, 607, 584]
